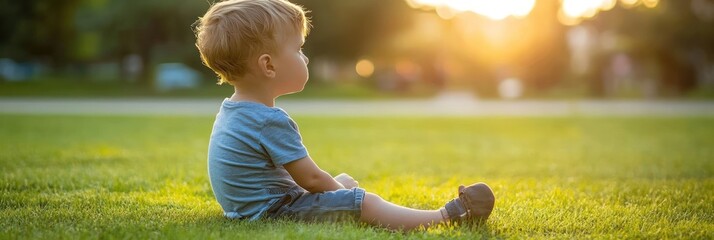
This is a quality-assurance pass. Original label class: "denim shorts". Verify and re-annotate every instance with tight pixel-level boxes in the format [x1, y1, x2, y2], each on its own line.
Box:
[263, 186, 366, 222]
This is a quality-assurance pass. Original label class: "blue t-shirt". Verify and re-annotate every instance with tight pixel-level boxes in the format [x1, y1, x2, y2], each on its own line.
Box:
[207, 99, 308, 220]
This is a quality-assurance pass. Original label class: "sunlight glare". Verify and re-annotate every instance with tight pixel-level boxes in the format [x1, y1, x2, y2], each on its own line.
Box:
[620, 0, 640, 8]
[406, 0, 442, 10]
[511, 0, 537, 17]
[406, 0, 660, 26]
[558, 10, 582, 26]
[405, 0, 536, 20]
[599, 0, 617, 11]
[562, 0, 603, 18]
[436, 5, 458, 19]
[642, 0, 659, 8]
[558, 0, 654, 25]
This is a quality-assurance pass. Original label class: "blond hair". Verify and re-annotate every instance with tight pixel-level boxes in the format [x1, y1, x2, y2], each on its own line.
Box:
[194, 0, 310, 84]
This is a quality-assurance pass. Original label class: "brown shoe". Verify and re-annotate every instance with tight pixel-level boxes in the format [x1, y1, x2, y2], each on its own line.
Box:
[444, 182, 495, 223]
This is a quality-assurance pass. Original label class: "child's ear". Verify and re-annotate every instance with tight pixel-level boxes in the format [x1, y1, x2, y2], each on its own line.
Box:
[258, 54, 276, 78]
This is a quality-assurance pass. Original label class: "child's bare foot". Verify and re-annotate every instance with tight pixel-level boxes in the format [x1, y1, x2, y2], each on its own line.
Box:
[444, 182, 495, 223]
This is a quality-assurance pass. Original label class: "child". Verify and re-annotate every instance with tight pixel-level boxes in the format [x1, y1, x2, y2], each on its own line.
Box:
[194, 0, 495, 230]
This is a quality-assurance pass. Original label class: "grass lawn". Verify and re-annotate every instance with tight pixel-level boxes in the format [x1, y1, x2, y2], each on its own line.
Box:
[1, 114, 712, 239]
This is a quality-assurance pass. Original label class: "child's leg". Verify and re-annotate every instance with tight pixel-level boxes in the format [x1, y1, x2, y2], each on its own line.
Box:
[264, 183, 494, 231]
[360, 192, 446, 230]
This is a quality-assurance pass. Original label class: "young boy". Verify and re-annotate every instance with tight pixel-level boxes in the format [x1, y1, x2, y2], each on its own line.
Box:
[195, 0, 495, 230]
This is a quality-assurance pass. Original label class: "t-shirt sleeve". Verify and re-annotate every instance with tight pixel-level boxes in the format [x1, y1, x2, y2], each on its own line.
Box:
[260, 111, 309, 166]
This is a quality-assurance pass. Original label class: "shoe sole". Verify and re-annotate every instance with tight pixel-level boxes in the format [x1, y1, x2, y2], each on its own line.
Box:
[460, 182, 495, 221]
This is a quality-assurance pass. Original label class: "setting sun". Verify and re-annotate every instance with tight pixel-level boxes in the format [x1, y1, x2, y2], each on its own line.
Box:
[558, 0, 659, 25]
[406, 0, 658, 24]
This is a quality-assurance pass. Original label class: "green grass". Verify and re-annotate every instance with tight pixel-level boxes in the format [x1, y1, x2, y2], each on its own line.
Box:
[1, 115, 713, 239]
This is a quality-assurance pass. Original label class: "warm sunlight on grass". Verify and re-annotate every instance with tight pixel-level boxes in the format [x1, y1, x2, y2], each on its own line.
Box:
[1, 115, 712, 238]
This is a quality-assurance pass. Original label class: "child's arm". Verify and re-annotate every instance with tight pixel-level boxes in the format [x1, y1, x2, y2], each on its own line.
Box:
[284, 156, 345, 193]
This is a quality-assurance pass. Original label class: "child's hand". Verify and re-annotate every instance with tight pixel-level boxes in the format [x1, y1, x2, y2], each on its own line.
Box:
[334, 173, 359, 189]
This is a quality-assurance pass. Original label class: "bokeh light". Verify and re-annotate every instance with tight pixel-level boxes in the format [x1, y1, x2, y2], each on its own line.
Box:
[355, 59, 375, 78]
[642, 0, 659, 8]
[498, 78, 524, 99]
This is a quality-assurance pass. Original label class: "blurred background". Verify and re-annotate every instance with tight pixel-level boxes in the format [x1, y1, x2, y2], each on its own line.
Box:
[1, 0, 713, 99]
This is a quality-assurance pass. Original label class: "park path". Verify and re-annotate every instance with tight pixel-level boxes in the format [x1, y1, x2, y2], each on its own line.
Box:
[1, 97, 714, 116]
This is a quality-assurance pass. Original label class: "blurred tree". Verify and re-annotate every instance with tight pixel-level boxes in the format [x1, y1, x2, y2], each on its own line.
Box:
[73, 0, 208, 84]
[293, 0, 413, 62]
[0, 0, 81, 68]
[0, 0, 208, 84]
[2, 0, 711, 96]
[589, 0, 713, 96]
[518, 0, 569, 92]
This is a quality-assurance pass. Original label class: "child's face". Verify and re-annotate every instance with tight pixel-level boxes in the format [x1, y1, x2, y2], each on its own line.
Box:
[273, 30, 309, 96]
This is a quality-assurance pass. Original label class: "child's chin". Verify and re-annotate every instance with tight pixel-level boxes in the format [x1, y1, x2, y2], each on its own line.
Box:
[283, 89, 304, 96]
[295, 85, 307, 93]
